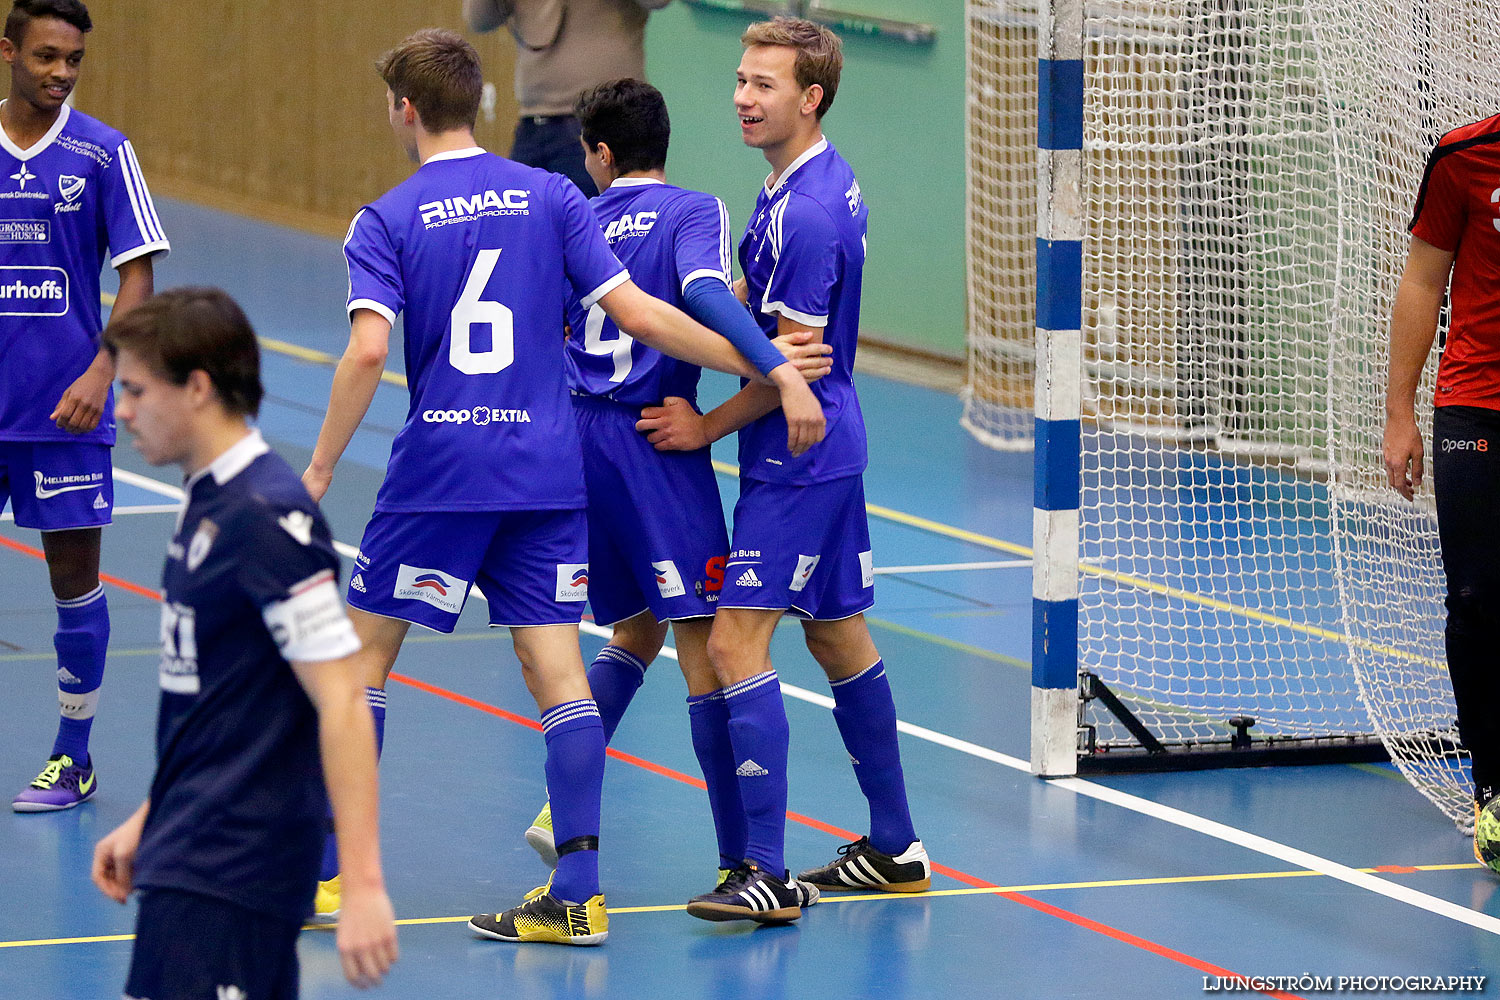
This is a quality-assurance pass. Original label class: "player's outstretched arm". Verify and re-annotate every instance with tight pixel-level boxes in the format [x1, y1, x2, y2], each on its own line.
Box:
[1383, 235, 1453, 501]
[92, 799, 149, 904]
[292, 651, 398, 989]
[599, 279, 761, 378]
[304, 310, 391, 503]
[638, 317, 830, 455]
[680, 277, 827, 455]
[54, 256, 155, 434]
[599, 280, 832, 382]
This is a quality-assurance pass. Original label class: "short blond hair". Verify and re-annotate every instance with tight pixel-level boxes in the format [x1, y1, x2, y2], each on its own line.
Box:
[741, 17, 842, 119]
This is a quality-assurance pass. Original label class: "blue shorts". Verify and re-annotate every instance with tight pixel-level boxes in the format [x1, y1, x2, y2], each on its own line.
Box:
[720, 475, 874, 621]
[575, 397, 728, 626]
[348, 508, 589, 631]
[124, 888, 300, 1000]
[0, 440, 112, 531]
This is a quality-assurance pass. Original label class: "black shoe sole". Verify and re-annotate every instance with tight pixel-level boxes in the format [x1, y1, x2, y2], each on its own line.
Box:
[685, 900, 801, 923]
[798, 875, 931, 893]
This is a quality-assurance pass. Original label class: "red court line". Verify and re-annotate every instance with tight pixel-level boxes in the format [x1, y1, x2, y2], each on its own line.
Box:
[4, 543, 1302, 1000]
[0, 535, 162, 601]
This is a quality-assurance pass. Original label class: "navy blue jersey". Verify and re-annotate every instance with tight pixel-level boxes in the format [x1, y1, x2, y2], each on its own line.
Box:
[564, 178, 732, 406]
[344, 148, 627, 512]
[738, 140, 867, 484]
[134, 432, 359, 922]
[0, 105, 168, 443]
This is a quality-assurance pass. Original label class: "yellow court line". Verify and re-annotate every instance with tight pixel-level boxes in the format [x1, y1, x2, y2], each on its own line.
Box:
[2, 862, 1479, 950]
[104, 290, 399, 388]
[0, 646, 157, 663]
[863, 615, 1029, 669]
[256, 335, 409, 390]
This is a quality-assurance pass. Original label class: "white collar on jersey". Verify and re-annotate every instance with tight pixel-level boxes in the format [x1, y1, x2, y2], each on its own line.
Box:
[764, 137, 828, 198]
[0, 101, 71, 162]
[184, 428, 270, 491]
[422, 146, 486, 165]
[611, 177, 664, 188]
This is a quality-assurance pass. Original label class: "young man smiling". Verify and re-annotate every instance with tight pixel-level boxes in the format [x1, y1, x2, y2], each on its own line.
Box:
[0, 0, 166, 813]
[303, 28, 828, 944]
[639, 17, 931, 922]
[520, 79, 825, 901]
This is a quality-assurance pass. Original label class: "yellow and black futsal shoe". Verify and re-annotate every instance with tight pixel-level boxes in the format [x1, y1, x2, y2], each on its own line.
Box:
[468, 880, 608, 946]
[525, 800, 558, 866]
[308, 874, 341, 925]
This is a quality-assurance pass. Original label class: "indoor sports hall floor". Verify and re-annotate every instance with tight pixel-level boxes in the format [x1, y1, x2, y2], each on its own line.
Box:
[3, 200, 1499, 999]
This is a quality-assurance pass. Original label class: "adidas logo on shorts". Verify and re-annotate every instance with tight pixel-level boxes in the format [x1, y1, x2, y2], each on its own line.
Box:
[92, 493, 107, 510]
[736, 568, 762, 588]
[735, 759, 770, 777]
[351, 573, 367, 593]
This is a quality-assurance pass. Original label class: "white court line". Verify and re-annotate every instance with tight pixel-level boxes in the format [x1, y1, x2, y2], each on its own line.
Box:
[115, 504, 184, 516]
[106, 465, 1500, 937]
[3, 506, 181, 521]
[877, 560, 1031, 573]
[113, 467, 185, 501]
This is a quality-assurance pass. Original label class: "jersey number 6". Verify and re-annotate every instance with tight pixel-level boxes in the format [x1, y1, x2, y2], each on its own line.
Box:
[450, 249, 515, 375]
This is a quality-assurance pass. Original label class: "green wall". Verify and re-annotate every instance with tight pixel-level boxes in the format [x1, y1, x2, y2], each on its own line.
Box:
[645, 2, 967, 358]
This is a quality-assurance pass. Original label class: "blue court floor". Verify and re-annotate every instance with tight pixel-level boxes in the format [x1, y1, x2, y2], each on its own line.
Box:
[2, 199, 1498, 999]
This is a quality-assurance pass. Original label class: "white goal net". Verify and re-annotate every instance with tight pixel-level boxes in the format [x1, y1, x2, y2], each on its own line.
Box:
[966, 0, 1480, 826]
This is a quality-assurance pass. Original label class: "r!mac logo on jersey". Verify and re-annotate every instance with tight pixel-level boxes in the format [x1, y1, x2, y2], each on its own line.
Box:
[419, 189, 530, 226]
[394, 563, 467, 615]
[604, 211, 657, 242]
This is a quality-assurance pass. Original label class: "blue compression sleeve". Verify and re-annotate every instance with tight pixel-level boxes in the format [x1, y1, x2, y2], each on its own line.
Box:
[683, 276, 787, 378]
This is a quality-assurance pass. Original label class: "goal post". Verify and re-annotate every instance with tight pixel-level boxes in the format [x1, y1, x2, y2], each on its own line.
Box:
[1030, 0, 1085, 778]
[969, 0, 1481, 825]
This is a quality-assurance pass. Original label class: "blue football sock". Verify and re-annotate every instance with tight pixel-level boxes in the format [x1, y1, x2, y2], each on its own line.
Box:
[319, 687, 387, 881]
[52, 585, 107, 764]
[723, 671, 789, 874]
[542, 699, 605, 903]
[688, 689, 748, 871]
[830, 660, 917, 856]
[366, 686, 387, 757]
[587, 645, 647, 744]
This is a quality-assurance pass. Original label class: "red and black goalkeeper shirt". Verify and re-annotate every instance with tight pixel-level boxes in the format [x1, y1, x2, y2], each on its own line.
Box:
[1410, 112, 1500, 410]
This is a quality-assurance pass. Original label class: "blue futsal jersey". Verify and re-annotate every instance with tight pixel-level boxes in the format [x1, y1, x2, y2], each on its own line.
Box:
[738, 139, 867, 485]
[344, 148, 628, 512]
[134, 432, 360, 922]
[564, 178, 732, 406]
[0, 105, 168, 444]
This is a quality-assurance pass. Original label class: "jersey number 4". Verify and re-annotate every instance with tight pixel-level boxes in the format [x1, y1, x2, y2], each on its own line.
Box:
[582, 303, 634, 383]
[450, 249, 515, 375]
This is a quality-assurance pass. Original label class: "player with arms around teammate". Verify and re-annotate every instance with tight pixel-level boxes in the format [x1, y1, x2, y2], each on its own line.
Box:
[520, 79, 825, 895]
[639, 18, 930, 922]
[1384, 113, 1500, 856]
[91, 288, 397, 997]
[0, 0, 166, 812]
[302, 29, 826, 945]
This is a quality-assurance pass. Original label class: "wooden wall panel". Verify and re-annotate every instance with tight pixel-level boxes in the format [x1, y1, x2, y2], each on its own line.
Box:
[75, 2, 520, 237]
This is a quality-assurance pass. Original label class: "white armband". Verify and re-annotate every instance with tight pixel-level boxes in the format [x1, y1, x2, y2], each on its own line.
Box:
[262, 570, 362, 663]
